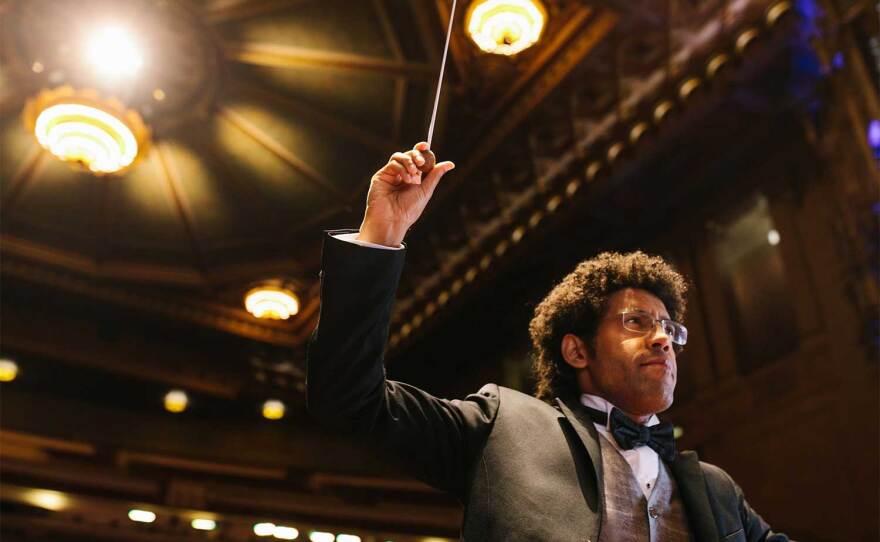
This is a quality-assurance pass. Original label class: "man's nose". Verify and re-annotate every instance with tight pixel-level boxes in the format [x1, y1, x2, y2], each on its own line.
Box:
[648, 324, 671, 351]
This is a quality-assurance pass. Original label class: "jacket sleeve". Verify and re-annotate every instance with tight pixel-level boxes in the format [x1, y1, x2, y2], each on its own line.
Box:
[306, 231, 499, 497]
[703, 462, 793, 542]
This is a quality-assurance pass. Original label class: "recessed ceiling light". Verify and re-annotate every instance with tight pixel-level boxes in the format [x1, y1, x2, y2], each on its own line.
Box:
[128, 509, 156, 523]
[191, 518, 216, 531]
[164, 390, 188, 413]
[262, 399, 286, 420]
[0, 359, 19, 382]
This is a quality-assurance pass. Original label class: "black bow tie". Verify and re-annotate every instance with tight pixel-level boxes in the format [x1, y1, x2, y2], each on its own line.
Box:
[583, 406, 677, 462]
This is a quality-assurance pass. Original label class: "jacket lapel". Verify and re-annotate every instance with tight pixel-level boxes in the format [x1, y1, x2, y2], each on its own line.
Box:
[669, 451, 722, 542]
[556, 396, 603, 489]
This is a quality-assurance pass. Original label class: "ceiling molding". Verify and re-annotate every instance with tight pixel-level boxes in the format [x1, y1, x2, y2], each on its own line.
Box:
[203, 0, 317, 25]
[228, 82, 400, 154]
[1, 257, 308, 348]
[153, 143, 210, 280]
[224, 42, 436, 80]
[217, 105, 348, 202]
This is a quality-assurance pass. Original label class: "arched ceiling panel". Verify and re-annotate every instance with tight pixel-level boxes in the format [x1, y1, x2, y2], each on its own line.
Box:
[216, 0, 394, 59]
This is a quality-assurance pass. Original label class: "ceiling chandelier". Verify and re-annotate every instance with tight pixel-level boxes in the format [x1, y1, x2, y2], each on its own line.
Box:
[24, 86, 150, 175]
[466, 0, 547, 56]
[244, 285, 300, 320]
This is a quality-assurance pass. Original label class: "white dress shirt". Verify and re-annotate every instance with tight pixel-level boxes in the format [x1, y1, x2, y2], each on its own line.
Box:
[581, 394, 660, 499]
[335, 232, 403, 250]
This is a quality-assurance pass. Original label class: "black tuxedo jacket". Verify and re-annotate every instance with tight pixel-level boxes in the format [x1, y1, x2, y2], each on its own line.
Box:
[307, 232, 791, 541]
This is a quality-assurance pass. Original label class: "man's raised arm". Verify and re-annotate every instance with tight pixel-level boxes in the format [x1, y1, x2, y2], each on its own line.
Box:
[306, 143, 497, 496]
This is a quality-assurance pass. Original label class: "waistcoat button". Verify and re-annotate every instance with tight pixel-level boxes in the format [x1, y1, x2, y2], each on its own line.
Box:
[648, 506, 660, 519]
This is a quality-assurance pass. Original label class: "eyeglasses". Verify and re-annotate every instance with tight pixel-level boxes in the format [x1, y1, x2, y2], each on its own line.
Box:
[618, 310, 688, 346]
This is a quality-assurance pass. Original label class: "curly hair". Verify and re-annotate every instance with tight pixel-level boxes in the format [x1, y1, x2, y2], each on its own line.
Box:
[529, 251, 688, 402]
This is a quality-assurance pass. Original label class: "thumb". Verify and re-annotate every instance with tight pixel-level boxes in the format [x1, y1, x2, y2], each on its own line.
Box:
[422, 161, 455, 194]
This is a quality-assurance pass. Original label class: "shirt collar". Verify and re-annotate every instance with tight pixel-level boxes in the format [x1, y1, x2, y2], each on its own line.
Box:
[579, 393, 660, 429]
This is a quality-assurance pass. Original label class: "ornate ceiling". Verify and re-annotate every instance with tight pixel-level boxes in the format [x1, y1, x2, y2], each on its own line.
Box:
[0, 0, 839, 539]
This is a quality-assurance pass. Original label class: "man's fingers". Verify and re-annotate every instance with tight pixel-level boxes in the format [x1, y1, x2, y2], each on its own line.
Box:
[379, 160, 407, 184]
[391, 152, 418, 176]
[422, 161, 455, 193]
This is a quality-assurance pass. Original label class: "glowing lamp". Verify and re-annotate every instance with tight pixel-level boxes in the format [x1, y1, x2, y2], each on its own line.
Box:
[336, 535, 361, 542]
[275, 526, 300, 540]
[310, 532, 334, 542]
[128, 509, 156, 523]
[87, 26, 144, 78]
[192, 518, 217, 531]
[262, 399, 286, 420]
[466, 0, 547, 56]
[245, 286, 300, 320]
[25, 490, 68, 511]
[164, 389, 188, 413]
[24, 87, 150, 175]
[0, 359, 19, 382]
[254, 523, 276, 536]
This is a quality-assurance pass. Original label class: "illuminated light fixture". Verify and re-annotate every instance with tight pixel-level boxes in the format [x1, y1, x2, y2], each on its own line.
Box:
[765, 1, 792, 26]
[425, 301, 437, 315]
[310, 532, 334, 542]
[192, 518, 217, 531]
[32, 61, 44, 73]
[86, 26, 144, 78]
[606, 142, 625, 162]
[152, 88, 166, 101]
[706, 53, 730, 79]
[479, 254, 492, 270]
[337, 535, 361, 542]
[164, 389, 188, 413]
[412, 313, 424, 328]
[510, 226, 525, 243]
[451, 278, 464, 294]
[274, 526, 300, 540]
[735, 28, 759, 55]
[262, 399, 286, 420]
[546, 194, 562, 213]
[673, 426, 685, 439]
[389, 334, 401, 347]
[24, 86, 150, 175]
[767, 229, 781, 246]
[528, 210, 543, 228]
[245, 286, 300, 320]
[465, 266, 478, 282]
[466, 0, 547, 56]
[678, 78, 701, 100]
[653, 100, 674, 124]
[565, 178, 581, 197]
[400, 323, 412, 337]
[437, 290, 450, 305]
[0, 359, 19, 382]
[629, 122, 649, 144]
[494, 239, 509, 257]
[128, 509, 156, 523]
[585, 161, 602, 182]
[254, 523, 276, 536]
[25, 489, 67, 511]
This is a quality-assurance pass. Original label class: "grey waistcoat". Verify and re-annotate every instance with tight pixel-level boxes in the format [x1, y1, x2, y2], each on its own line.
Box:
[598, 434, 693, 542]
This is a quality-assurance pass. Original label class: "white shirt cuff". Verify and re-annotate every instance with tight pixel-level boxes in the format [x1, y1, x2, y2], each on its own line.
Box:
[333, 232, 403, 250]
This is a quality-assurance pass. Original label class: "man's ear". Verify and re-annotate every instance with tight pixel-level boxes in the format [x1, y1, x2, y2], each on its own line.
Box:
[561, 333, 592, 369]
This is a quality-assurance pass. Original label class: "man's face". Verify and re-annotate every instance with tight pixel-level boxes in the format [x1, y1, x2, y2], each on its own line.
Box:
[584, 288, 677, 417]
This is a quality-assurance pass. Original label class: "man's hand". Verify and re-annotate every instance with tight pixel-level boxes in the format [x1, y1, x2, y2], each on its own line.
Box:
[356, 142, 455, 247]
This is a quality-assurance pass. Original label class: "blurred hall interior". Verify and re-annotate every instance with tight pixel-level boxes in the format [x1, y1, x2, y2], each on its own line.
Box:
[0, 0, 877, 541]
